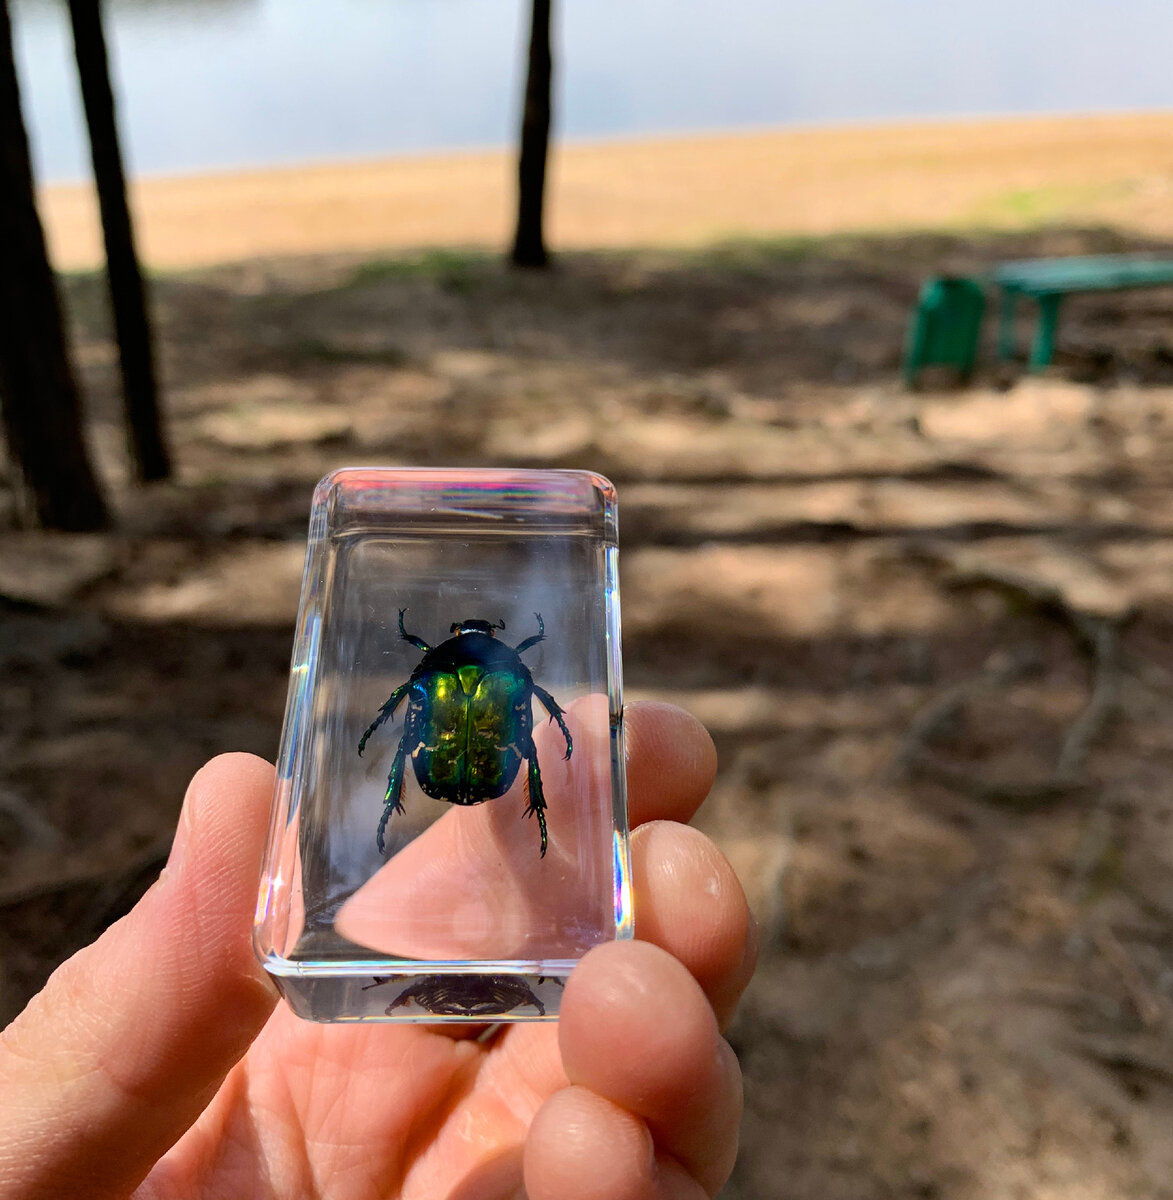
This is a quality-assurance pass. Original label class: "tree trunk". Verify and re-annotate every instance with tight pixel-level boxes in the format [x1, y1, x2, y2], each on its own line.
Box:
[0, 0, 108, 530]
[68, 0, 170, 483]
[510, 0, 552, 268]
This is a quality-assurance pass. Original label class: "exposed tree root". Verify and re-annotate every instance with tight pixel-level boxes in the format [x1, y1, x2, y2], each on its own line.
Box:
[897, 564, 1125, 807]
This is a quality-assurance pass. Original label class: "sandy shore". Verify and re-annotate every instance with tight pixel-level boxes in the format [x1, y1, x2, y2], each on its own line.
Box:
[39, 111, 1173, 271]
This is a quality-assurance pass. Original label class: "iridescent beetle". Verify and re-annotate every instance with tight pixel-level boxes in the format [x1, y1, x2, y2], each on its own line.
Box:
[358, 611, 572, 857]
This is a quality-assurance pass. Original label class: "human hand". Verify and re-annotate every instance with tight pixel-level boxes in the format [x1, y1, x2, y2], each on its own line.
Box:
[0, 702, 756, 1200]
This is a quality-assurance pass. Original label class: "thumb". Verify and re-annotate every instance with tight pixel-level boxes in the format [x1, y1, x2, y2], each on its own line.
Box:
[0, 753, 278, 1200]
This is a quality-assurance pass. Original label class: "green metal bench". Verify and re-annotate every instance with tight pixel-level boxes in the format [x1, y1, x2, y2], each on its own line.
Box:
[994, 255, 1173, 370]
[904, 255, 1173, 385]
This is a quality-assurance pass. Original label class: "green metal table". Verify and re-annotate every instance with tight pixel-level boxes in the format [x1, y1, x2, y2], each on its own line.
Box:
[993, 255, 1173, 370]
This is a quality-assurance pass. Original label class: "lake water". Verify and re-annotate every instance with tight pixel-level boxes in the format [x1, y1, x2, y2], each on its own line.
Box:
[13, 0, 1173, 184]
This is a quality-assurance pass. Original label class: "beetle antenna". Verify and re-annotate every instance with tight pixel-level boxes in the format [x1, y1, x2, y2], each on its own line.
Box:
[495, 618, 506, 630]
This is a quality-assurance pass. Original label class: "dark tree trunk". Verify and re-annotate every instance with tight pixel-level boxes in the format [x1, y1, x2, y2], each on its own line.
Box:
[510, 0, 552, 268]
[68, 0, 170, 483]
[0, 0, 108, 530]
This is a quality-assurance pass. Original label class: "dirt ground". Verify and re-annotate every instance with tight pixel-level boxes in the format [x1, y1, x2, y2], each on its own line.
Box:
[5, 225, 1173, 1198]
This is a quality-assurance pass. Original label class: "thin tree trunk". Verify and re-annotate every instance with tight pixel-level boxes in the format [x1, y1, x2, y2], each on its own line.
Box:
[68, 0, 170, 483]
[510, 0, 551, 268]
[0, 0, 108, 530]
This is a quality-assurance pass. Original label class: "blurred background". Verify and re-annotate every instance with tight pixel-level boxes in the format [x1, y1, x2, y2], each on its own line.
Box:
[4, 2, 1173, 1196]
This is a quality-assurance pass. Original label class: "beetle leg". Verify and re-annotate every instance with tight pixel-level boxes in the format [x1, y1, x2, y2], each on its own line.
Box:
[524, 748, 549, 858]
[377, 739, 408, 854]
[358, 683, 410, 757]
[514, 612, 546, 655]
[398, 608, 432, 653]
[533, 685, 573, 761]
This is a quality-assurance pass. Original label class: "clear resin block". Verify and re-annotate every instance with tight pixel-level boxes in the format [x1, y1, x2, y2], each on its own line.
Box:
[254, 468, 631, 1022]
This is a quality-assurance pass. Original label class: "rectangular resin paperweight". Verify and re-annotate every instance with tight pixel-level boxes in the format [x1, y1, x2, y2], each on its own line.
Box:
[254, 468, 631, 1021]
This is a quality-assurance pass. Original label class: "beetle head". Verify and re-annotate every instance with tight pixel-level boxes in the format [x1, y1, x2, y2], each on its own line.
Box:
[451, 618, 506, 637]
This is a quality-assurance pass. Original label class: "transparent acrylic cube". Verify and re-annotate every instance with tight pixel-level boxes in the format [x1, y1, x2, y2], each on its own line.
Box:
[254, 468, 632, 1022]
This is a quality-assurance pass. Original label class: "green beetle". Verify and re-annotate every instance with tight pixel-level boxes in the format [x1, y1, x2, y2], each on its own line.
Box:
[358, 611, 572, 857]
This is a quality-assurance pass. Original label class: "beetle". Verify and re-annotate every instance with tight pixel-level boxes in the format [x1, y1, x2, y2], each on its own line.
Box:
[358, 610, 572, 857]
[365, 973, 547, 1018]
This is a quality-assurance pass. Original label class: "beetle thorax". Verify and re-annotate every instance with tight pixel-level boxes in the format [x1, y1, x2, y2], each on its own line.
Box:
[450, 618, 501, 636]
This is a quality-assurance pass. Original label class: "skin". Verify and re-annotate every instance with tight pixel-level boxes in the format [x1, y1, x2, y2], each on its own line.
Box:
[0, 702, 756, 1200]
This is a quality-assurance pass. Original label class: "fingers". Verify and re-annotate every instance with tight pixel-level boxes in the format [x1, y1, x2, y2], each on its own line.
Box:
[526, 941, 743, 1200]
[525, 701, 749, 1200]
[0, 754, 278, 1200]
[525, 1087, 706, 1200]
[624, 702, 717, 828]
[631, 821, 758, 1029]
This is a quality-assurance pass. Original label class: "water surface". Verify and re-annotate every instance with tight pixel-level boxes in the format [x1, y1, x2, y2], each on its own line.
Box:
[13, 0, 1173, 183]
